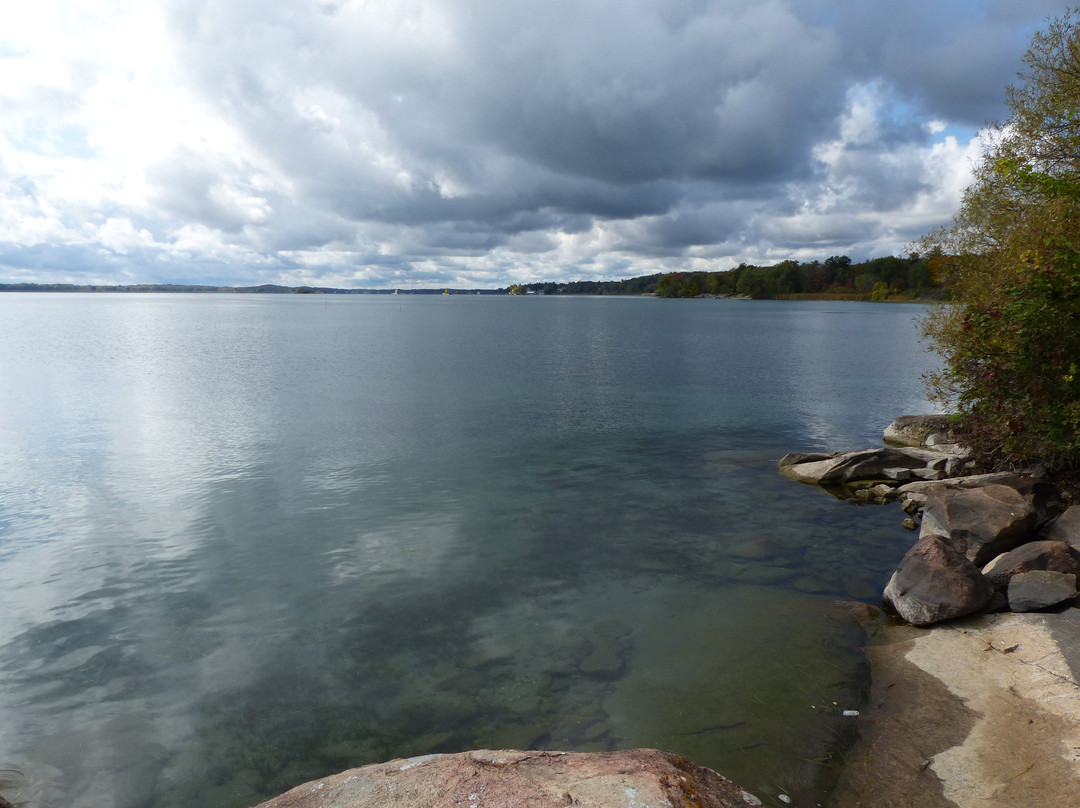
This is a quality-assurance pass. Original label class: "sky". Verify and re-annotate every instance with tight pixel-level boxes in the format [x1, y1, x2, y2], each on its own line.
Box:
[0, 1, 1069, 289]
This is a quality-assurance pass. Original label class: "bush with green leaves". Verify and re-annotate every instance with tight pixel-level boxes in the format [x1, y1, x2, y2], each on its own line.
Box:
[922, 9, 1080, 470]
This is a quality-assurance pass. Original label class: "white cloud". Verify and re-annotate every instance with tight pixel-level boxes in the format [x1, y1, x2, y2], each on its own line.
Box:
[760, 80, 987, 258]
[95, 217, 156, 253]
[0, 0, 1063, 287]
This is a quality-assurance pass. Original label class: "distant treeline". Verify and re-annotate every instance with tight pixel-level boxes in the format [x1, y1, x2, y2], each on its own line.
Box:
[509, 254, 947, 299]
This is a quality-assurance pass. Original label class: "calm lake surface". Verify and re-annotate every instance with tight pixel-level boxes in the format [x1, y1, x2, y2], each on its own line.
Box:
[0, 294, 940, 808]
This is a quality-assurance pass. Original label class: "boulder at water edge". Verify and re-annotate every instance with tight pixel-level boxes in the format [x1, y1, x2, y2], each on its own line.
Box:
[252, 749, 764, 808]
[883, 534, 993, 626]
[883, 414, 963, 453]
[919, 484, 1039, 566]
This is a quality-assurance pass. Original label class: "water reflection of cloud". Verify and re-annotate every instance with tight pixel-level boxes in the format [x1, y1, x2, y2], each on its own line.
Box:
[0, 297, 335, 807]
[323, 516, 463, 587]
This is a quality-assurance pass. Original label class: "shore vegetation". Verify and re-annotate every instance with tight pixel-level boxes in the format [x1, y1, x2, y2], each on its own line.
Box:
[920, 9, 1080, 472]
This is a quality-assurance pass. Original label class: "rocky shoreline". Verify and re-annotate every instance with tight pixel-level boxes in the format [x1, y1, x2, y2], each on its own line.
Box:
[782, 414, 1080, 806]
[780, 414, 1080, 626]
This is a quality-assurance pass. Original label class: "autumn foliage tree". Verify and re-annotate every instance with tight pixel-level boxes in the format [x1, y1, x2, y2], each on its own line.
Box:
[922, 9, 1080, 470]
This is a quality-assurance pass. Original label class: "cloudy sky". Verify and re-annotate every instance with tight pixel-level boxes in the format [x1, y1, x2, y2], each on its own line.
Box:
[0, 1, 1067, 289]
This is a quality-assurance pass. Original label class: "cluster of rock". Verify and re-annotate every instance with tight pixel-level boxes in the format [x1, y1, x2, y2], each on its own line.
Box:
[780, 415, 1080, 626]
[253, 749, 765, 808]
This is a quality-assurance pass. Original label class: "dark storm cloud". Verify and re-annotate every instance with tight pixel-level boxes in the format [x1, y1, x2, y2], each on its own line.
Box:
[166, 0, 847, 225]
[825, 0, 1066, 126]
[1, 0, 1068, 286]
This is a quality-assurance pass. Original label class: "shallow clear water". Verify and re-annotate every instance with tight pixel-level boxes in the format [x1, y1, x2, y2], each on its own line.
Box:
[0, 294, 939, 808]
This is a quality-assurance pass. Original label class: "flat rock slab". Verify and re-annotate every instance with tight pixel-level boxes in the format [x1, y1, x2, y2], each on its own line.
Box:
[253, 749, 764, 808]
[779, 447, 949, 486]
[832, 609, 1080, 808]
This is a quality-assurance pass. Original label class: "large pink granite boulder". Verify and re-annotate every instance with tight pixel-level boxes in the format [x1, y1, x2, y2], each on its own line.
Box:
[253, 749, 763, 808]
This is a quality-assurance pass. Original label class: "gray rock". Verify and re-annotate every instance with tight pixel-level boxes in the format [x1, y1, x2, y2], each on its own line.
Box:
[779, 447, 956, 487]
[883, 534, 994, 626]
[919, 484, 1039, 566]
[882, 467, 916, 482]
[897, 475, 1062, 529]
[1044, 506, 1080, 553]
[900, 493, 925, 514]
[984, 589, 1011, 613]
[1007, 571, 1079, 612]
[910, 467, 947, 481]
[980, 540, 1080, 590]
[894, 472, 1028, 499]
[252, 749, 764, 808]
[944, 456, 971, 477]
[883, 415, 955, 449]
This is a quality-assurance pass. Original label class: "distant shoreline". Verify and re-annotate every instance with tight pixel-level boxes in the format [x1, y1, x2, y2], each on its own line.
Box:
[0, 283, 939, 303]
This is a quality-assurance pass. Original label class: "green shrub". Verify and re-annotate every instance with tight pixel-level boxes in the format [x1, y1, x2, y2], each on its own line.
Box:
[922, 9, 1080, 471]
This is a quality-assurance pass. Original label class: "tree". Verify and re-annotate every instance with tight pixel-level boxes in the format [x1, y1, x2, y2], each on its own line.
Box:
[921, 9, 1080, 470]
[775, 260, 802, 294]
[906, 260, 932, 293]
[735, 265, 775, 299]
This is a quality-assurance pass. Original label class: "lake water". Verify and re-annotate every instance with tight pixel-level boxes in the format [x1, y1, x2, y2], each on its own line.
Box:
[0, 294, 940, 808]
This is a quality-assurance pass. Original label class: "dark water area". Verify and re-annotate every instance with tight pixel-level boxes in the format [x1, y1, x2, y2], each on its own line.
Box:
[0, 294, 940, 808]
